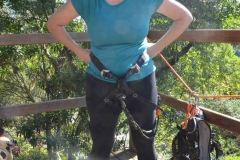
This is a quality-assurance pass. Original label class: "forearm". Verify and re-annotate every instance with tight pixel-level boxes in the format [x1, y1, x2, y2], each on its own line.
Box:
[149, 17, 192, 57]
[147, 0, 193, 57]
[47, 24, 90, 63]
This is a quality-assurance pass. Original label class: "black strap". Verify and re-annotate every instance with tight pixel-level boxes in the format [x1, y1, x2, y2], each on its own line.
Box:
[210, 139, 223, 159]
[90, 52, 148, 80]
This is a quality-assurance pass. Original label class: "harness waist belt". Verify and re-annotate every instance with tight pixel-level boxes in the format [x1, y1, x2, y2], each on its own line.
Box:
[90, 52, 148, 79]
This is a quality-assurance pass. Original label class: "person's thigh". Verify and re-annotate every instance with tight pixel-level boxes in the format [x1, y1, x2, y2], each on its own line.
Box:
[85, 73, 121, 159]
[126, 72, 158, 160]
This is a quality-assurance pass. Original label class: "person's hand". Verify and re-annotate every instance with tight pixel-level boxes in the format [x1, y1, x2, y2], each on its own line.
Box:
[75, 49, 91, 64]
[82, 49, 91, 64]
[146, 43, 160, 58]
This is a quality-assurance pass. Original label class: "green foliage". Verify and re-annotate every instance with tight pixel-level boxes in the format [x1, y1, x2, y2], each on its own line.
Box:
[16, 148, 48, 160]
[224, 156, 240, 160]
[158, 43, 240, 99]
[151, 0, 240, 30]
[14, 135, 48, 160]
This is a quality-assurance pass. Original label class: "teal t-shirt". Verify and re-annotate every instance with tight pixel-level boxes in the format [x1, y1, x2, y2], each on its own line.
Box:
[71, 0, 163, 83]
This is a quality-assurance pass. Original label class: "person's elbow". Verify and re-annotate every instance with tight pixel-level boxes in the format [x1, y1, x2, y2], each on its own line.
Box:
[47, 17, 56, 32]
[183, 11, 193, 26]
[187, 12, 193, 24]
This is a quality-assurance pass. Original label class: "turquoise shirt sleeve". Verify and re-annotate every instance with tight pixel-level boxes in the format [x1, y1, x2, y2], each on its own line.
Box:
[71, 0, 87, 19]
[153, 0, 164, 12]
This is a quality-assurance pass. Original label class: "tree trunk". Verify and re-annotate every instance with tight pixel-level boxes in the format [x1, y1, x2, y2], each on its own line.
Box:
[46, 113, 53, 160]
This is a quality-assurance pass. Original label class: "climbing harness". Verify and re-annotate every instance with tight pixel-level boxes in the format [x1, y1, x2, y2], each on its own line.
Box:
[90, 52, 162, 139]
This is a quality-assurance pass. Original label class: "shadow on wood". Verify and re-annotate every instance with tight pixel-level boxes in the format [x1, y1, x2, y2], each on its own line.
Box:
[110, 149, 137, 160]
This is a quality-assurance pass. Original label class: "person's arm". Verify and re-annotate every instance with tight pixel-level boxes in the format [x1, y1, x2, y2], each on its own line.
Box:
[47, 0, 91, 63]
[147, 0, 193, 57]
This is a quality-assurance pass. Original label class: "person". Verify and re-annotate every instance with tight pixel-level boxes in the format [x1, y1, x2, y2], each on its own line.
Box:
[47, 0, 192, 159]
[0, 126, 14, 160]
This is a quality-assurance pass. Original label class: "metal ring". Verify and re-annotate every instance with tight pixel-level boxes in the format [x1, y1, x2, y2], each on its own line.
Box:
[133, 94, 138, 98]
[104, 98, 109, 103]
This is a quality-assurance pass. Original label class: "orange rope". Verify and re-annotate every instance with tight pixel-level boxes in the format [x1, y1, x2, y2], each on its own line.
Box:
[159, 53, 195, 95]
[158, 53, 240, 99]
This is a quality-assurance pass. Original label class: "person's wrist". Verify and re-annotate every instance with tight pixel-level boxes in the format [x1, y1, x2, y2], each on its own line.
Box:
[147, 44, 161, 58]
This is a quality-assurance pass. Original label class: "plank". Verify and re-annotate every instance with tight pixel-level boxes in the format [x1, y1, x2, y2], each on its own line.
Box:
[1, 30, 240, 46]
[148, 29, 240, 44]
[0, 32, 90, 46]
[0, 97, 86, 118]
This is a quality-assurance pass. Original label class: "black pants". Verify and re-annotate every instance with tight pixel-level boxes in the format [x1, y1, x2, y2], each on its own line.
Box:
[85, 72, 158, 160]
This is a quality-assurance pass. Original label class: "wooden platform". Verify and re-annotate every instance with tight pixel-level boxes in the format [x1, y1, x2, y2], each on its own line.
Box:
[110, 150, 171, 160]
[110, 150, 137, 160]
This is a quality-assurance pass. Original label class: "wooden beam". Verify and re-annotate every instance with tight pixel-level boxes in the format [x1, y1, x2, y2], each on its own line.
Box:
[1, 30, 240, 46]
[0, 32, 90, 46]
[0, 97, 86, 118]
[148, 29, 240, 44]
[159, 93, 240, 135]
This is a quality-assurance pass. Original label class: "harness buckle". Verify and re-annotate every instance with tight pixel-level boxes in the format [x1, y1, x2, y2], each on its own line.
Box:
[101, 69, 111, 78]
[130, 63, 140, 74]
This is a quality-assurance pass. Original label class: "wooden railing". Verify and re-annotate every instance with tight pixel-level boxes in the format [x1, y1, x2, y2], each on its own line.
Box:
[1, 94, 240, 135]
[1, 29, 240, 46]
[1, 30, 240, 156]
[1, 93, 240, 157]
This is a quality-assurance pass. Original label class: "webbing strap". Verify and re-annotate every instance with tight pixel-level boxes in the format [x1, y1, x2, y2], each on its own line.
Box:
[90, 52, 148, 80]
